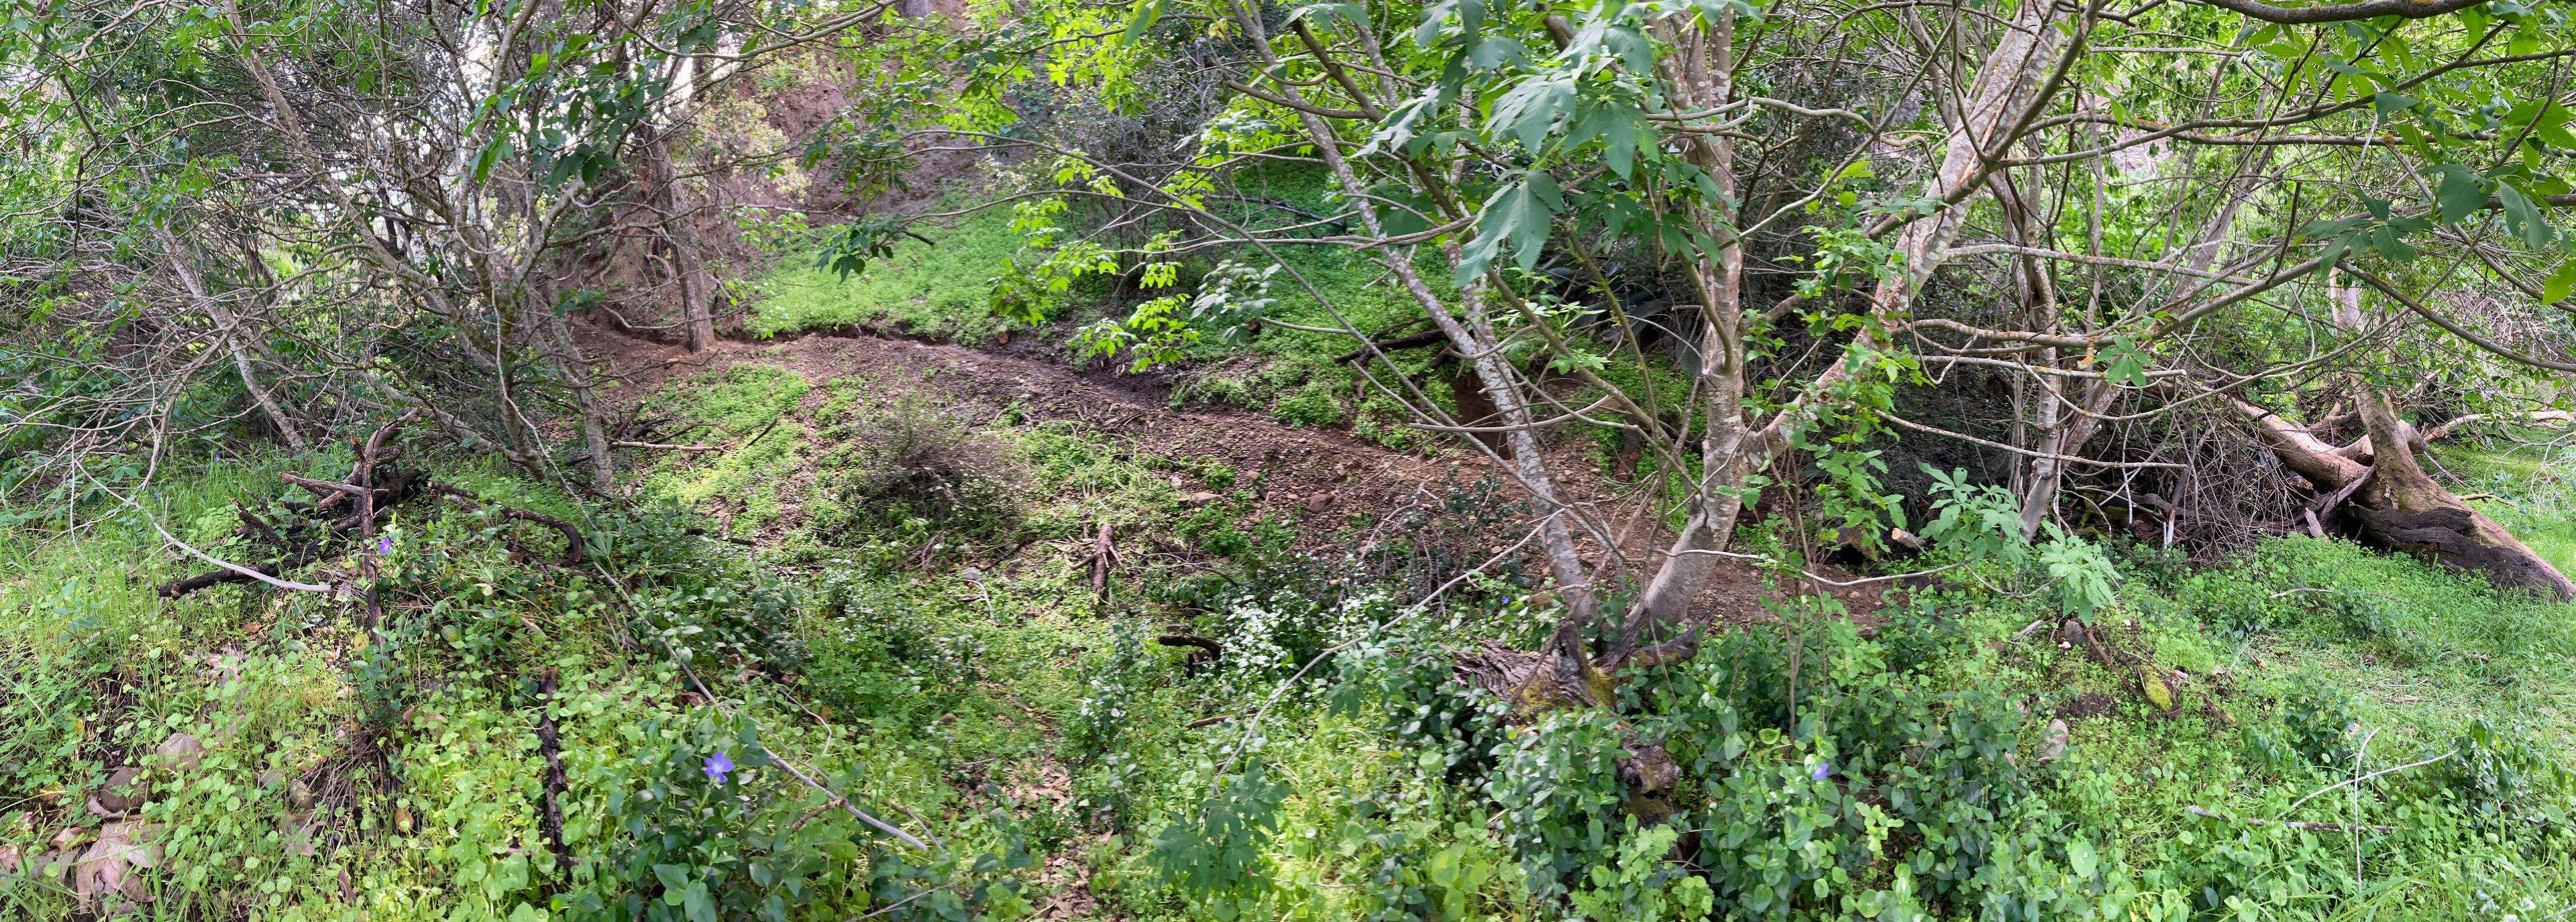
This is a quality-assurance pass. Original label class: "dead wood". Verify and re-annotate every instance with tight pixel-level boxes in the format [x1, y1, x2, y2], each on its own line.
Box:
[427, 482, 586, 566]
[154, 418, 523, 597]
[157, 557, 308, 598]
[533, 669, 570, 862]
[1088, 523, 1116, 601]
[2222, 390, 2575, 601]
[1332, 327, 1448, 364]
[1155, 634, 1223, 657]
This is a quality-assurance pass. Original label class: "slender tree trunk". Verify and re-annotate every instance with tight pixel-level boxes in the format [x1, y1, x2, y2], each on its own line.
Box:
[1635, 0, 2064, 630]
[156, 228, 308, 453]
[1626, 11, 1748, 647]
[650, 135, 717, 351]
[545, 309, 618, 495]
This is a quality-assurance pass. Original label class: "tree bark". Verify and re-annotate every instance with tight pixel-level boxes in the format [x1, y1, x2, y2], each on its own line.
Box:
[2224, 390, 2574, 601]
[545, 310, 619, 494]
[1632, 0, 2066, 633]
[157, 228, 308, 453]
[649, 134, 718, 351]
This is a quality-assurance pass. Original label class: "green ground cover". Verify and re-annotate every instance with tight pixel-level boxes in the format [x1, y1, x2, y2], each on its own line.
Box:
[743, 174, 1690, 453]
[7, 367, 2575, 921]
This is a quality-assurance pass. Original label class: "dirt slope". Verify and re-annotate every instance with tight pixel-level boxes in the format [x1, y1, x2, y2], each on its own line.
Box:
[577, 321, 1895, 624]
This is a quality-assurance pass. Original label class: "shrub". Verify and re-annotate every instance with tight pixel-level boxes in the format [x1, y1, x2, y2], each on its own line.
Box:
[822, 400, 1021, 553]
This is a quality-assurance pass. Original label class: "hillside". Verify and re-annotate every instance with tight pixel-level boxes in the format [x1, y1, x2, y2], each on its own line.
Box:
[7, 0, 2576, 918]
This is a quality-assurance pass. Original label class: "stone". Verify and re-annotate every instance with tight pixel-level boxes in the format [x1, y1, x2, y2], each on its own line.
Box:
[152, 734, 205, 772]
[93, 766, 146, 814]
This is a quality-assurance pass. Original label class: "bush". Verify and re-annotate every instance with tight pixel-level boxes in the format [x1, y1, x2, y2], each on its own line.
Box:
[819, 400, 1021, 555]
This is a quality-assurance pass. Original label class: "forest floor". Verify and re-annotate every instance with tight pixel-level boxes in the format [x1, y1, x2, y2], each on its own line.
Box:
[6, 307, 2576, 921]
[580, 320, 1891, 624]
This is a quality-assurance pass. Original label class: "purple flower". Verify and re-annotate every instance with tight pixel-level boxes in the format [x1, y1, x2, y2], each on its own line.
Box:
[1811, 761, 1831, 781]
[376, 534, 394, 555]
[704, 752, 735, 783]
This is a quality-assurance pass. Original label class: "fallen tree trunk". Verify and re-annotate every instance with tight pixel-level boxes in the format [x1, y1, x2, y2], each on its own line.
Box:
[2225, 389, 2574, 601]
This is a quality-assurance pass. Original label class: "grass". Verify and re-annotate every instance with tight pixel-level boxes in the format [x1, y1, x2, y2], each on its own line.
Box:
[745, 204, 1024, 343]
[743, 171, 1696, 455]
[8, 392, 2576, 919]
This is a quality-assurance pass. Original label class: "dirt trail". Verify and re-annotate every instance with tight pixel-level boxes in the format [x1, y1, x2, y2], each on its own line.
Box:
[578, 321, 1896, 624]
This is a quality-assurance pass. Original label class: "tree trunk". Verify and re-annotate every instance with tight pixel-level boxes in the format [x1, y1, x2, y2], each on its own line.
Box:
[157, 228, 308, 453]
[544, 308, 618, 495]
[1631, 0, 2065, 634]
[2224, 390, 2574, 601]
[649, 135, 718, 351]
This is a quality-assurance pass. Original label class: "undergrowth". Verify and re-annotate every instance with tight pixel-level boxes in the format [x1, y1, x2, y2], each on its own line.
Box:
[6, 412, 2576, 920]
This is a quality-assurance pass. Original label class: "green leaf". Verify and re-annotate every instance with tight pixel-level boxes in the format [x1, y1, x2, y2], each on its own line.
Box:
[684, 881, 716, 922]
[2372, 93, 2418, 119]
[1466, 36, 1532, 70]
[2544, 259, 2576, 305]
[2370, 223, 2416, 262]
[471, 136, 511, 183]
[2102, 337, 2149, 387]
[1119, 0, 1164, 44]
[2498, 184, 2557, 249]
[1456, 173, 1562, 282]
[1487, 76, 1575, 151]
[2427, 164, 2489, 224]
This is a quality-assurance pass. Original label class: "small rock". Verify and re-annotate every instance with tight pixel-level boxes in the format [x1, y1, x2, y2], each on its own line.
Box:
[153, 734, 205, 772]
[93, 766, 146, 814]
[1179, 492, 1222, 506]
[2137, 665, 2174, 711]
[2039, 719, 2069, 764]
[1303, 492, 1336, 514]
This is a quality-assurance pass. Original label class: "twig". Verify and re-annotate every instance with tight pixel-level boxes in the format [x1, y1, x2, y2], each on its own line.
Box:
[2186, 805, 2392, 833]
[1089, 522, 1114, 601]
[1668, 548, 1964, 587]
[2279, 749, 2457, 817]
[123, 489, 333, 594]
[533, 669, 569, 861]
[612, 441, 730, 452]
[428, 482, 585, 565]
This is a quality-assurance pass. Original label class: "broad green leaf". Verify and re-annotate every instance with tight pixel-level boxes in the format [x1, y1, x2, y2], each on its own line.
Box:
[2498, 184, 2556, 249]
[1487, 76, 1575, 150]
[1456, 173, 1562, 282]
[2426, 164, 2487, 223]
[2103, 337, 2149, 387]
[2544, 259, 2576, 304]
[1119, 0, 1163, 45]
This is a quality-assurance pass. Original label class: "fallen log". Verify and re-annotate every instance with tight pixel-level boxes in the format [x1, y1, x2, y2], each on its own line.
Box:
[2223, 389, 2574, 601]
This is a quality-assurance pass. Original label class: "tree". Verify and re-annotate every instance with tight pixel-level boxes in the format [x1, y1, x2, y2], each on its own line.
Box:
[875, 0, 2576, 685]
